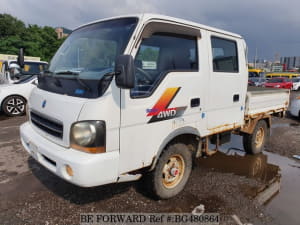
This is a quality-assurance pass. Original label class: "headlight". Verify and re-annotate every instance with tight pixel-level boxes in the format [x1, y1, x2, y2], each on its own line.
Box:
[275, 85, 280, 88]
[70, 121, 106, 154]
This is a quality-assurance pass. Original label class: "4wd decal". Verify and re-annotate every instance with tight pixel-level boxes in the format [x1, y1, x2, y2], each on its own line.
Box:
[146, 87, 187, 123]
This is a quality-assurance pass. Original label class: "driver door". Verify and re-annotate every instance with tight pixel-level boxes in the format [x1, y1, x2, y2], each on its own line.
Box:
[118, 31, 202, 174]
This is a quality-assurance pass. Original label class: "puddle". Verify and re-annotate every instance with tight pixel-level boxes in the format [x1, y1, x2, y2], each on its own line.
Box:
[198, 152, 279, 184]
[197, 152, 280, 204]
[214, 134, 300, 225]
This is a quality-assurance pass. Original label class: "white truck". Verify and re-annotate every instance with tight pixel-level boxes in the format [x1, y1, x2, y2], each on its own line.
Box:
[19, 14, 289, 199]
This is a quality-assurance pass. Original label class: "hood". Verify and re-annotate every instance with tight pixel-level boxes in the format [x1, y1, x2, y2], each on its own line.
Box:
[0, 84, 13, 89]
[29, 88, 87, 147]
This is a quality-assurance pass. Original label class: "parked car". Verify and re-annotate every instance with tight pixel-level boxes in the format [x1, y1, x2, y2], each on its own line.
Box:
[249, 77, 267, 87]
[248, 79, 255, 86]
[291, 77, 300, 91]
[290, 95, 300, 118]
[0, 75, 37, 116]
[0, 60, 47, 84]
[264, 77, 293, 89]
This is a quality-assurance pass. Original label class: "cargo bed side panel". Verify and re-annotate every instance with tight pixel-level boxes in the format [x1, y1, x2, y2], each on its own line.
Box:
[245, 88, 289, 117]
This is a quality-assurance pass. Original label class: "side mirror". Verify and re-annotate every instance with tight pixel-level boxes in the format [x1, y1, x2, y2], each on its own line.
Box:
[17, 48, 25, 68]
[115, 55, 135, 89]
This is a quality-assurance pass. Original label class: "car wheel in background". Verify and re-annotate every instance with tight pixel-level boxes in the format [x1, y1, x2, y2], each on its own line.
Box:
[2, 95, 26, 116]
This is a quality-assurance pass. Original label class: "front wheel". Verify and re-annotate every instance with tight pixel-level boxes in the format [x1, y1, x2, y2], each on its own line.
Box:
[2, 95, 26, 116]
[243, 120, 269, 154]
[145, 143, 192, 199]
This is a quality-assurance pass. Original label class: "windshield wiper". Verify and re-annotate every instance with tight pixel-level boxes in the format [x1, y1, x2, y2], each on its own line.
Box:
[55, 70, 80, 75]
[54, 70, 91, 91]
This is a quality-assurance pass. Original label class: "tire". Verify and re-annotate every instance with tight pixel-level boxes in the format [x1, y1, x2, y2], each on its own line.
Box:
[243, 120, 269, 155]
[145, 143, 192, 199]
[2, 95, 26, 116]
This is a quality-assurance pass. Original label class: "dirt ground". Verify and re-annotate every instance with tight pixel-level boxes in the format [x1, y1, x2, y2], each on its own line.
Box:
[265, 91, 300, 158]
[0, 91, 299, 225]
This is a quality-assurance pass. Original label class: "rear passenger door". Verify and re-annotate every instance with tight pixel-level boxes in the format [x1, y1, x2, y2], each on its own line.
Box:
[206, 33, 247, 131]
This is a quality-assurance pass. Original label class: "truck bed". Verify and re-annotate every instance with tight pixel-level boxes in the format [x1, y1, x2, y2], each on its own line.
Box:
[245, 87, 290, 118]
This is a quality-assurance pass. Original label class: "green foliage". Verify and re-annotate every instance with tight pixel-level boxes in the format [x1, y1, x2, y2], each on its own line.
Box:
[0, 13, 66, 62]
[137, 47, 159, 61]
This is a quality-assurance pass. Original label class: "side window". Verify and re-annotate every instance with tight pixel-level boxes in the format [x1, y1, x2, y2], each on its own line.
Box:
[211, 36, 238, 73]
[131, 33, 198, 98]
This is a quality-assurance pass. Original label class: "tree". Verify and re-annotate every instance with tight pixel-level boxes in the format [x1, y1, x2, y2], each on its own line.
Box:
[0, 13, 66, 62]
[0, 14, 25, 38]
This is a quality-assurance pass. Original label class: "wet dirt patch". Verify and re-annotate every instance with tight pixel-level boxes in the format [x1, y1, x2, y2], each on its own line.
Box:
[266, 116, 300, 158]
[0, 156, 273, 225]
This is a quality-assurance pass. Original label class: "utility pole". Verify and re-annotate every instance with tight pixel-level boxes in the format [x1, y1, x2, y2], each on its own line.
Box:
[254, 47, 258, 69]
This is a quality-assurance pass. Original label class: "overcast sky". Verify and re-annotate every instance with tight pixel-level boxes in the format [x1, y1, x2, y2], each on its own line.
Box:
[2, 0, 300, 61]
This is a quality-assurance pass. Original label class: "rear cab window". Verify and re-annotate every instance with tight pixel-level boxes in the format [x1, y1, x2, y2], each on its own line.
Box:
[211, 36, 239, 73]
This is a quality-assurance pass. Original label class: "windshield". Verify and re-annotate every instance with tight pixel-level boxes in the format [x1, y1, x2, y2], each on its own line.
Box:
[38, 17, 138, 98]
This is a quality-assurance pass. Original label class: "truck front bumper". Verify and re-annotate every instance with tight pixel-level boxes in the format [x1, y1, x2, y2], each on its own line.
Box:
[20, 122, 119, 187]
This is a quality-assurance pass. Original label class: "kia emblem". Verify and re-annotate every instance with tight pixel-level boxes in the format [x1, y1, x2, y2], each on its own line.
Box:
[42, 100, 47, 108]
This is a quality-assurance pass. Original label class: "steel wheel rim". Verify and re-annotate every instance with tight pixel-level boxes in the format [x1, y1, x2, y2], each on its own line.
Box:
[162, 154, 185, 189]
[6, 97, 25, 115]
[255, 127, 265, 148]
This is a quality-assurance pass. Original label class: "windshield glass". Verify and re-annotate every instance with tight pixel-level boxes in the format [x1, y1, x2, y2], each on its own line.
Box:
[38, 17, 138, 98]
[49, 18, 137, 79]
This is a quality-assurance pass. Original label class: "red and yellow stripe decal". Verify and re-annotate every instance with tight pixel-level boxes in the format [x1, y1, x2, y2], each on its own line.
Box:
[146, 87, 187, 123]
[147, 87, 180, 117]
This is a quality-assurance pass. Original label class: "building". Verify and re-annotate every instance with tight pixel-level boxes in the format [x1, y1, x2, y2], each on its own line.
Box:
[271, 64, 283, 72]
[280, 56, 300, 70]
[55, 27, 72, 39]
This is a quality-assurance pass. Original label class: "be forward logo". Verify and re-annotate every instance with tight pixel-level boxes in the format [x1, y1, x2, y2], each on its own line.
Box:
[146, 87, 187, 123]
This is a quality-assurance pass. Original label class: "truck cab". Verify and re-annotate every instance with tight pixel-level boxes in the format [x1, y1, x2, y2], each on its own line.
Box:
[20, 14, 284, 199]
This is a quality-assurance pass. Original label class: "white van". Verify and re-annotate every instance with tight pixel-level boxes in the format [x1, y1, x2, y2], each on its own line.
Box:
[20, 14, 289, 199]
[0, 60, 47, 84]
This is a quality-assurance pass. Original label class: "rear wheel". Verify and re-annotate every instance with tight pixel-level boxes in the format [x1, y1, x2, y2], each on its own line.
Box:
[2, 95, 26, 116]
[145, 143, 192, 199]
[243, 120, 269, 154]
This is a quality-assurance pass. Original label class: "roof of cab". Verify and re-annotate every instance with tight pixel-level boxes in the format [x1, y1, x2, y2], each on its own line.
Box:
[74, 13, 242, 39]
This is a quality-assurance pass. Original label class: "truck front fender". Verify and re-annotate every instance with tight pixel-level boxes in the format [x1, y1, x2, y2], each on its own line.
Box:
[149, 126, 200, 171]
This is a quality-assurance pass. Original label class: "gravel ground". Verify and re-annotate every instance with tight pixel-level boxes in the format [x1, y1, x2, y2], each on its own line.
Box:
[0, 158, 271, 225]
[265, 91, 300, 158]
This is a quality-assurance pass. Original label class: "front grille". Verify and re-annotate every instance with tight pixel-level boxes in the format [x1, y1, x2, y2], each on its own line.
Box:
[30, 111, 63, 139]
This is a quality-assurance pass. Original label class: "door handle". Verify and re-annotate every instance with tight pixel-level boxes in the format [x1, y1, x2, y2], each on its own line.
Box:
[191, 98, 200, 107]
[233, 94, 239, 102]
